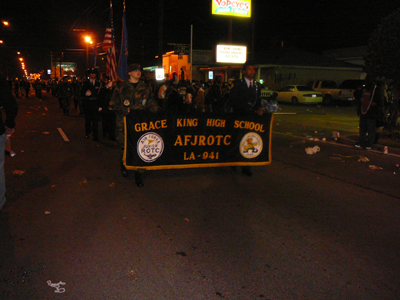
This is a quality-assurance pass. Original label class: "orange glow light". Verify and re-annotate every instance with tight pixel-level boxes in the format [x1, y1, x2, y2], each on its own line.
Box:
[2, 21, 9, 26]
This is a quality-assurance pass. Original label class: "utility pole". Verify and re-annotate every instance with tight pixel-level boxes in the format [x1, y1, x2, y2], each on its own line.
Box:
[190, 25, 193, 83]
[158, 0, 164, 68]
[50, 51, 53, 79]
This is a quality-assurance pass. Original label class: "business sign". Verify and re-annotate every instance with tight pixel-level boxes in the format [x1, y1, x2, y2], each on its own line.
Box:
[216, 45, 247, 63]
[122, 111, 273, 171]
[212, 0, 251, 18]
[155, 68, 165, 81]
[208, 71, 214, 80]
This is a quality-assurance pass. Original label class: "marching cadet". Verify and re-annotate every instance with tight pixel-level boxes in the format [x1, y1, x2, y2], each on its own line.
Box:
[110, 63, 158, 187]
[58, 76, 72, 115]
[99, 76, 116, 141]
[81, 68, 102, 141]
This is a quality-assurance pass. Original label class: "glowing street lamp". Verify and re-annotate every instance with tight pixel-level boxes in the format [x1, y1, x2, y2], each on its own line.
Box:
[19, 57, 23, 61]
[0, 40, 3, 44]
[84, 36, 92, 67]
[2, 21, 9, 26]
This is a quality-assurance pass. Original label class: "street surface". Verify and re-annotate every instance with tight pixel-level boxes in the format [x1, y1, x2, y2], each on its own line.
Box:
[1, 93, 399, 299]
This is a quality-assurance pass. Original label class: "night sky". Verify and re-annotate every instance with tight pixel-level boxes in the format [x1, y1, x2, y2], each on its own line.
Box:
[1, 0, 399, 76]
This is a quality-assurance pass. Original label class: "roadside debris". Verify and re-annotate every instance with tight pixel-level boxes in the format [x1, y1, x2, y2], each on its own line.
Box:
[13, 170, 25, 175]
[358, 156, 370, 162]
[47, 280, 66, 293]
[332, 131, 340, 140]
[305, 146, 320, 155]
[369, 165, 383, 170]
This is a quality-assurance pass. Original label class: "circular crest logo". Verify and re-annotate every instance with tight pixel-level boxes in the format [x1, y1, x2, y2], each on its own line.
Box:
[240, 132, 263, 159]
[137, 132, 164, 163]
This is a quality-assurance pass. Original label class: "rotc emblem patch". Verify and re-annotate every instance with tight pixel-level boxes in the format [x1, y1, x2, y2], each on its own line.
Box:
[123, 100, 130, 106]
[137, 132, 164, 163]
[240, 132, 263, 159]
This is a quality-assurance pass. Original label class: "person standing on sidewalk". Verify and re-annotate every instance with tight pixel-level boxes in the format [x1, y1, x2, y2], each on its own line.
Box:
[355, 78, 385, 150]
[0, 72, 18, 211]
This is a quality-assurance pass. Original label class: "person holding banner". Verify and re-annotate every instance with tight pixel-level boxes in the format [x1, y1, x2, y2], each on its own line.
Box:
[229, 61, 264, 176]
[110, 63, 158, 186]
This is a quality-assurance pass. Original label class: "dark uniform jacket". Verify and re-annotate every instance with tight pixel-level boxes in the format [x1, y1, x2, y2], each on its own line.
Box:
[110, 80, 157, 116]
[81, 79, 102, 110]
[229, 78, 262, 115]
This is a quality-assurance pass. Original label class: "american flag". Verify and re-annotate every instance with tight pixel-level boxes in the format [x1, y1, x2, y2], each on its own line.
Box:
[103, 2, 117, 81]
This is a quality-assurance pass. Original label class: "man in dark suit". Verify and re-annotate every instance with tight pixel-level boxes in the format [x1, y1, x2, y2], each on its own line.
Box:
[81, 68, 102, 141]
[229, 61, 264, 176]
[229, 61, 264, 116]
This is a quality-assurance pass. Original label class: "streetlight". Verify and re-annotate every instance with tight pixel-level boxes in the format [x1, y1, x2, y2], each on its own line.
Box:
[2, 21, 9, 26]
[84, 36, 92, 68]
[0, 40, 3, 44]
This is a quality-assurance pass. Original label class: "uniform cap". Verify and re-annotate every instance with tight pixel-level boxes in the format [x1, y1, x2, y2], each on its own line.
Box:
[87, 68, 99, 74]
[128, 63, 141, 72]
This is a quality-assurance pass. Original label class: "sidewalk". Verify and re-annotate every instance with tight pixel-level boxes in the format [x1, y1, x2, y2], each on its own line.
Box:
[338, 133, 400, 156]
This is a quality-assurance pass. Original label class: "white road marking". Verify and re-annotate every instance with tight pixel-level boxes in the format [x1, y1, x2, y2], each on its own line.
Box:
[57, 128, 70, 142]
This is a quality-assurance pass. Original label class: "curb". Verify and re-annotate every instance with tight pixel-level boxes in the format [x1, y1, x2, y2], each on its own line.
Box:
[338, 135, 400, 156]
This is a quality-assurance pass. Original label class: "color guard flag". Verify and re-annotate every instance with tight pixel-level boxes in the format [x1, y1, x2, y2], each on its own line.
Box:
[103, 1, 117, 81]
[117, 5, 128, 81]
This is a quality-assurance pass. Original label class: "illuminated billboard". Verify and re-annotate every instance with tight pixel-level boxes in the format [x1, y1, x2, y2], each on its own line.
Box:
[212, 0, 251, 18]
[216, 45, 247, 63]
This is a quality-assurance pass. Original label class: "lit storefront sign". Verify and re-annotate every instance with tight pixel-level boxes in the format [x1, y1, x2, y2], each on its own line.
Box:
[216, 45, 247, 63]
[208, 71, 214, 80]
[155, 68, 165, 81]
[212, 0, 251, 18]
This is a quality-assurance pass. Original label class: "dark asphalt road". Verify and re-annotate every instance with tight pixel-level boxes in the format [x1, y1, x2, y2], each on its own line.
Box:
[1, 92, 399, 299]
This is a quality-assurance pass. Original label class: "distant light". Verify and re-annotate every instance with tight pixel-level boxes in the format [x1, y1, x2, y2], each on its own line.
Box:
[19, 58, 23, 61]
[208, 71, 213, 80]
[2, 21, 9, 26]
[17, 52, 21, 55]
[84, 36, 92, 43]
[259, 79, 264, 84]
[155, 68, 164, 81]
[0, 40, 3, 44]
[47, 69, 51, 75]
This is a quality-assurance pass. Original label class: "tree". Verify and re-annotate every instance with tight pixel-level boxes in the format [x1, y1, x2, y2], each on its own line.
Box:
[365, 8, 400, 132]
[365, 8, 400, 81]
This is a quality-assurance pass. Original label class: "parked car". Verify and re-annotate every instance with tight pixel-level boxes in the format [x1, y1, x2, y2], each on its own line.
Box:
[276, 85, 323, 105]
[307, 80, 342, 105]
[260, 85, 277, 100]
[338, 79, 365, 102]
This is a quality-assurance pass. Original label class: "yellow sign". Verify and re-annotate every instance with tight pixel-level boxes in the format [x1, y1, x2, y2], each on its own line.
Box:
[212, 0, 251, 18]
